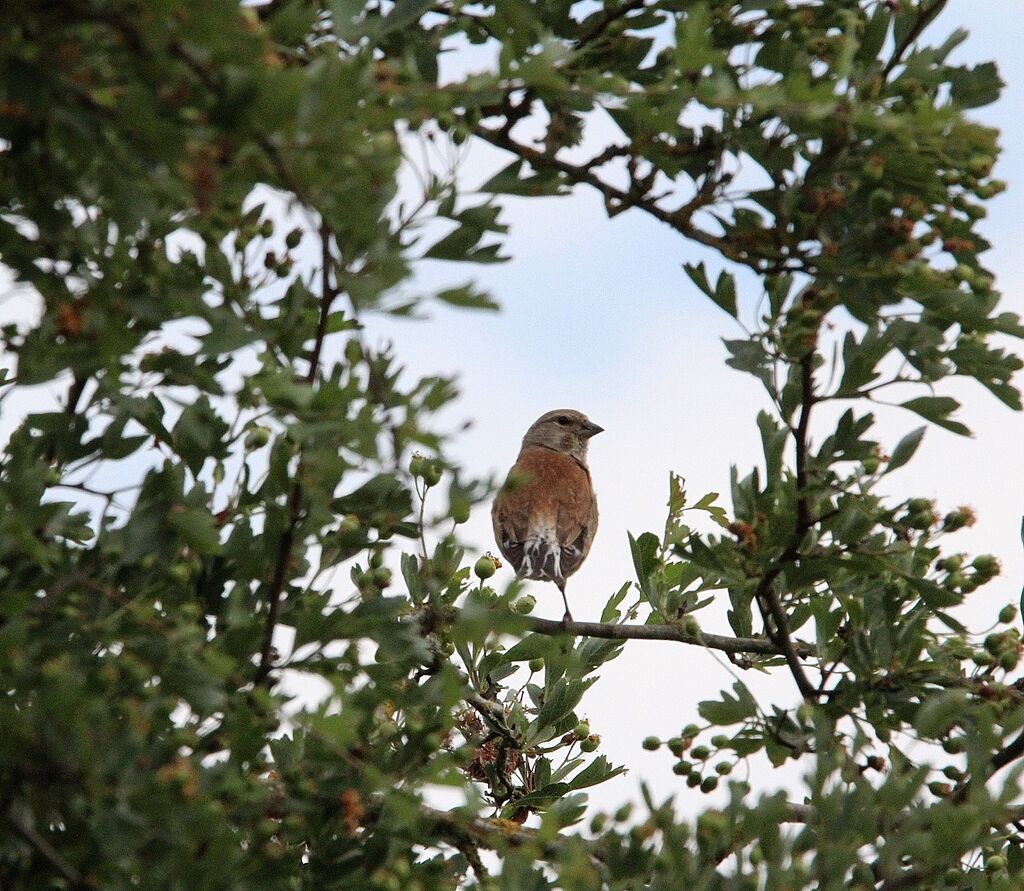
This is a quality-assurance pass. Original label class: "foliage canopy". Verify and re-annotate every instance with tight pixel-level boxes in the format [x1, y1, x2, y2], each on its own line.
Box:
[2, 0, 1023, 888]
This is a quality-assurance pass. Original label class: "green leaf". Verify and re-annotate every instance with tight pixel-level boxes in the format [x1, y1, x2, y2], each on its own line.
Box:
[712, 270, 738, 318]
[530, 680, 585, 738]
[698, 681, 757, 726]
[628, 531, 660, 595]
[900, 396, 971, 436]
[381, 0, 433, 33]
[567, 755, 625, 791]
[435, 284, 499, 311]
[885, 426, 926, 473]
[948, 62, 1003, 109]
[171, 397, 230, 474]
[914, 690, 968, 738]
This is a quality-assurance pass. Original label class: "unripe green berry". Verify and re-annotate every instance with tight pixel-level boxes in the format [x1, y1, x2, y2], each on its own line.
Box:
[574, 721, 591, 740]
[285, 228, 302, 249]
[683, 616, 700, 636]
[672, 760, 691, 776]
[422, 461, 443, 487]
[369, 550, 384, 569]
[986, 855, 1006, 873]
[686, 773, 701, 787]
[711, 735, 729, 748]
[683, 724, 700, 738]
[473, 555, 496, 580]
[942, 736, 967, 754]
[985, 633, 1005, 655]
[691, 745, 710, 761]
[168, 563, 191, 584]
[972, 554, 1000, 576]
[409, 453, 427, 478]
[700, 776, 719, 793]
[449, 500, 470, 524]
[953, 263, 974, 283]
[511, 595, 536, 615]
[999, 651, 1018, 671]
[667, 737, 685, 757]
[642, 736, 661, 751]
[942, 554, 963, 572]
[245, 427, 270, 449]
[714, 762, 732, 775]
[528, 657, 544, 673]
[999, 604, 1017, 624]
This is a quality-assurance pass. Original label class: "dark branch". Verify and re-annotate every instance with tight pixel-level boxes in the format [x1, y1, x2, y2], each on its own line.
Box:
[520, 613, 813, 658]
[882, 0, 948, 78]
[6, 808, 84, 888]
[573, 0, 647, 49]
[254, 227, 338, 684]
[472, 124, 781, 274]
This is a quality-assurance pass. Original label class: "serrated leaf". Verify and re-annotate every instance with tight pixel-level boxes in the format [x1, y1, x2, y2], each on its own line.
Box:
[530, 680, 584, 737]
[698, 681, 757, 725]
[900, 396, 971, 436]
[435, 284, 499, 311]
[567, 755, 625, 791]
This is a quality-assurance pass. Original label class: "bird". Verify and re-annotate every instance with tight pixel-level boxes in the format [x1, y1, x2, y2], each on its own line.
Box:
[491, 409, 603, 624]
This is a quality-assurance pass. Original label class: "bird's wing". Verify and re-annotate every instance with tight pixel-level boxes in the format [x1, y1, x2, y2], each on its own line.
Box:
[555, 472, 597, 580]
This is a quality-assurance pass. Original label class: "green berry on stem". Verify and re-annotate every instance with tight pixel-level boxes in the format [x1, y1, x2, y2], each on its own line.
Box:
[473, 555, 497, 580]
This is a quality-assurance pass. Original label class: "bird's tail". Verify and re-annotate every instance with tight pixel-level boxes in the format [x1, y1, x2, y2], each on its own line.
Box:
[518, 535, 564, 586]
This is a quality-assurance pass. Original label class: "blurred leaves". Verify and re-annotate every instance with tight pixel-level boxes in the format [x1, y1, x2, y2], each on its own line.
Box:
[2, 0, 1023, 889]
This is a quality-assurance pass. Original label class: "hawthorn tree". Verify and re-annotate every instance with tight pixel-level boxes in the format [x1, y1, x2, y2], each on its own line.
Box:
[2, 1, 1023, 889]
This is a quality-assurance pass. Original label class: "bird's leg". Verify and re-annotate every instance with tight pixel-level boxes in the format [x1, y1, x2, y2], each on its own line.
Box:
[557, 581, 573, 629]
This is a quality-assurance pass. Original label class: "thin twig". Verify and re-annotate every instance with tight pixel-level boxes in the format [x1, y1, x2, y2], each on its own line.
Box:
[882, 0, 948, 78]
[6, 809, 84, 888]
[254, 226, 338, 685]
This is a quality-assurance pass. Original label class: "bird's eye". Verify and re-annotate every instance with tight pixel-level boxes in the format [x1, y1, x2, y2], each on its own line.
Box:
[556, 415, 571, 426]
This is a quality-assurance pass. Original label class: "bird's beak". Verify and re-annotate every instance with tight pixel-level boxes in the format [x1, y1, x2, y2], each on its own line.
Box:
[581, 420, 604, 438]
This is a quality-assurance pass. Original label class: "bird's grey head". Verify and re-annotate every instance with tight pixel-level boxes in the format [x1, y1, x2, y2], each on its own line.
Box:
[520, 409, 603, 462]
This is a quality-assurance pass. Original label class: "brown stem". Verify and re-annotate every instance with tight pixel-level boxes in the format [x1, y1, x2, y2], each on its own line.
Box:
[882, 0, 948, 78]
[5, 808, 84, 888]
[573, 0, 647, 48]
[254, 227, 338, 685]
[794, 350, 816, 530]
[472, 124, 783, 274]
[515, 612, 814, 658]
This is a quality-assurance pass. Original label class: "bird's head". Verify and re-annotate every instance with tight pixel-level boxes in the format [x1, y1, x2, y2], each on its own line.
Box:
[521, 409, 604, 462]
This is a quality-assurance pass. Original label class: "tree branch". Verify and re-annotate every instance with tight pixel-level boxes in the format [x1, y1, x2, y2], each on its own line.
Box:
[573, 0, 647, 49]
[882, 0, 948, 78]
[472, 124, 787, 274]
[254, 226, 338, 684]
[517, 613, 814, 658]
[6, 807, 85, 888]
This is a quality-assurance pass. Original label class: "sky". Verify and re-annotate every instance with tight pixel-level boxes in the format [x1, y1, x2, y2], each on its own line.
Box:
[1, 0, 1022, 820]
